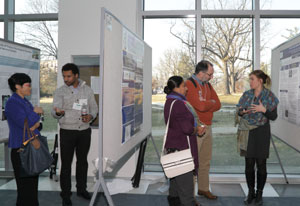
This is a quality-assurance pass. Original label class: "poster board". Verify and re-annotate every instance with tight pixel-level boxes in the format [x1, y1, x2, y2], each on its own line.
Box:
[271, 34, 300, 151]
[0, 39, 40, 140]
[100, 9, 152, 170]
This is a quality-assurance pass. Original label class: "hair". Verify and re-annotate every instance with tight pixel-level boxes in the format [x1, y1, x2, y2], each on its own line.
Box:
[195, 60, 213, 74]
[249, 70, 271, 86]
[163, 76, 184, 95]
[8, 73, 31, 92]
[62, 63, 79, 76]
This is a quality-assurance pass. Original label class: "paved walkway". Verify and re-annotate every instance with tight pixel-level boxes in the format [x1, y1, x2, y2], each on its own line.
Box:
[152, 127, 237, 136]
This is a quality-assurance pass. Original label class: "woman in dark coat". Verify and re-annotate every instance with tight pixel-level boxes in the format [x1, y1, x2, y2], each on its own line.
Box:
[163, 76, 205, 206]
[237, 70, 279, 205]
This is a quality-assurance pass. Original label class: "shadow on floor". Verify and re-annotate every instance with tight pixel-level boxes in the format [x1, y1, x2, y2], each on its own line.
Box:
[1, 190, 300, 206]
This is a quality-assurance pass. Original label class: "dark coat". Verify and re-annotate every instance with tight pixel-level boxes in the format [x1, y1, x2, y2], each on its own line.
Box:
[164, 92, 199, 170]
[246, 108, 278, 158]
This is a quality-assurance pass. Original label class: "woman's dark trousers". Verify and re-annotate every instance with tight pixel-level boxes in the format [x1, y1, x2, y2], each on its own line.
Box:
[11, 148, 39, 206]
[245, 158, 267, 204]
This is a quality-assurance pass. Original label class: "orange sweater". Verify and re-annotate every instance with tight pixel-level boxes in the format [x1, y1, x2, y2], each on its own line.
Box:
[185, 79, 221, 125]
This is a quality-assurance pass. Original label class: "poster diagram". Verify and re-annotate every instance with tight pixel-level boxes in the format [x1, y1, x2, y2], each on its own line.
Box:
[278, 43, 300, 126]
[121, 28, 144, 144]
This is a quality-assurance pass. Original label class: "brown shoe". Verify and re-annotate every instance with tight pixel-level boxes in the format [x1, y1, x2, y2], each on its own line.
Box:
[197, 190, 218, 200]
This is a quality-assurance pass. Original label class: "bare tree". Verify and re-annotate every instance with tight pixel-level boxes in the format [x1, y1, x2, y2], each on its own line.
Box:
[15, 0, 58, 97]
[166, 0, 267, 94]
[15, 0, 58, 59]
[282, 27, 300, 40]
[155, 49, 195, 86]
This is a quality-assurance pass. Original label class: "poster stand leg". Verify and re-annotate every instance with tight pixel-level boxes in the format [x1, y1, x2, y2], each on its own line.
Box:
[89, 175, 115, 206]
[271, 136, 289, 184]
[132, 137, 148, 188]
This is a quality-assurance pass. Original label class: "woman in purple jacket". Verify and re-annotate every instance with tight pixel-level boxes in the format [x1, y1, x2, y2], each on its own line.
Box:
[5, 73, 43, 206]
[164, 76, 205, 206]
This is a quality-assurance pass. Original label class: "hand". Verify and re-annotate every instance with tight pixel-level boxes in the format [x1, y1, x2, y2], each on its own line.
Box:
[82, 114, 92, 123]
[239, 107, 250, 115]
[30, 122, 40, 132]
[250, 100, 266, 113]
[197, 125, 206, 137]
[34, 106, 44, 115]
[54, 107, 65, 116]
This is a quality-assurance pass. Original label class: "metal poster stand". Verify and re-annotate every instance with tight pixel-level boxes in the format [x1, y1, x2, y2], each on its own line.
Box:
[89, 8, 154, 206]
[270, 135, 289, 184]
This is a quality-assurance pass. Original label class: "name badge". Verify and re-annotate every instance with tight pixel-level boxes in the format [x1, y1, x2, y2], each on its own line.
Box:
[72, 103, 82, 110]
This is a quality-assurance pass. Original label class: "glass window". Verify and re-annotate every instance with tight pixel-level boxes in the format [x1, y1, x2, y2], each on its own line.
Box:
[260, 19, 300, 74]
[14, 21, 58, 58]
[261, 0, 300, 10]
[202, 17, 252, 173]
[0, 22, 3, 39]
[259, 18, 300, 174]
[144, 0, 195, 10]
[144, 18, 195, 171]
[15, 0, 58, 14]
[15, 21, 58, 152]
[202, 18, 253, 94]
[0, 0, 4, 14]
[202, 0, 252, 10]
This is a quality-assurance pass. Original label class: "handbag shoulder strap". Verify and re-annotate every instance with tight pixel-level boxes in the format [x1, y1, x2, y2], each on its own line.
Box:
[23, 119, 34, 143]
[161, 100, 176, 155]
[161, 100, 192, 156]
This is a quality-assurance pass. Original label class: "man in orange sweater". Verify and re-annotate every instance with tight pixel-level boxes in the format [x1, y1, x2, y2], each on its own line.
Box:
[186, 60, 221, 200]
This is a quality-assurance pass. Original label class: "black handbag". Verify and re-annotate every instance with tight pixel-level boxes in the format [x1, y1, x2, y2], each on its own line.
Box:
[18, 119, 53, 177]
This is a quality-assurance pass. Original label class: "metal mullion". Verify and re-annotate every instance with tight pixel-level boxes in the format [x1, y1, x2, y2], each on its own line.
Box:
[136, 0, 143, 37]
[253, 0, 260, 71]
[7, 13, 58, 22]
[141, 10, 196, 18]
[196, 0, 201, 62]
[4, 0, 14, 40]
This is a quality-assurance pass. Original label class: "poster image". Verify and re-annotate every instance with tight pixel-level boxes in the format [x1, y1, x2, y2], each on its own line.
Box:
[121, 28, 144, 144]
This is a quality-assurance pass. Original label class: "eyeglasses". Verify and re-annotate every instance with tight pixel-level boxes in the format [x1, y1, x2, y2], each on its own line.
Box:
[205, 72, 214, 77]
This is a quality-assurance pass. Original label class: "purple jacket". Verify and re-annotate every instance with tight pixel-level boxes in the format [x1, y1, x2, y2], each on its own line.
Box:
[164, 92, 199, 171]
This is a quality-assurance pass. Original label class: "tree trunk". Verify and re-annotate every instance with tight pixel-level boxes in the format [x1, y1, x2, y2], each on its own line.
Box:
[230, 72, 236, 93]
[223, 61, 231, 95]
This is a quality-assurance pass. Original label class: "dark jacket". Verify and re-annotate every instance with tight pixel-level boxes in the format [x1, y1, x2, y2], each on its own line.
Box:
[164, 92, 199, 170]
[5, 93, 41, 148]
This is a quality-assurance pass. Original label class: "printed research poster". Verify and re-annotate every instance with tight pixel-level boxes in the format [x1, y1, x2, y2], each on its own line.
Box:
[121, 28, 144, 144]
[278, 43, 300, 126]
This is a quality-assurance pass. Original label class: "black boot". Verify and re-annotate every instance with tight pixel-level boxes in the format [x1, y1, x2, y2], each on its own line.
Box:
[255, 190, 263, 205]
[244, 189, 255, 205]
[167, 196, 181, 206]
[245, 158, 256, 205]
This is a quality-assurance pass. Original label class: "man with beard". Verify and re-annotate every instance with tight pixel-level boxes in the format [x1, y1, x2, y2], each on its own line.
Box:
[52, 63, 98, 206]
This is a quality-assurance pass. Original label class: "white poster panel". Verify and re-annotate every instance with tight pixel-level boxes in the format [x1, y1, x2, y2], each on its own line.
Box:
[278, 43, 300, 126]
[0, 39, 40, 139]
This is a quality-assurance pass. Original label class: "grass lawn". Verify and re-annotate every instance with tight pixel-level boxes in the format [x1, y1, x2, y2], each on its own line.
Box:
[40, 97, 58, 132]
[152, 93, 241, 105]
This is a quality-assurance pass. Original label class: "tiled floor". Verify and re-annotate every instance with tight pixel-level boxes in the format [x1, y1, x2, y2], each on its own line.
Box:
[1, 175, 300, 198]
